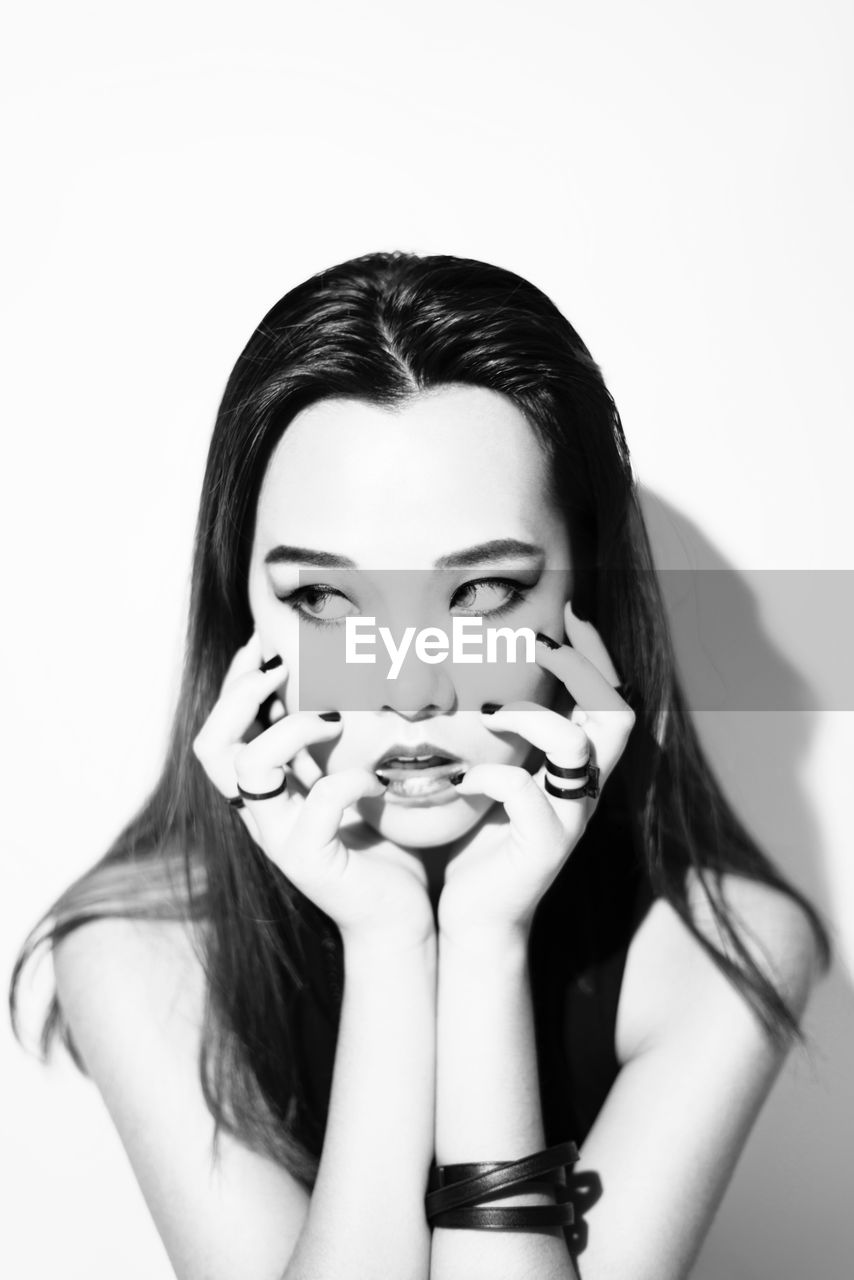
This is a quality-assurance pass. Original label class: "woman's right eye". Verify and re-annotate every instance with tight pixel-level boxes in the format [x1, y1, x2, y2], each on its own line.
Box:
[275, 585, 357, 626]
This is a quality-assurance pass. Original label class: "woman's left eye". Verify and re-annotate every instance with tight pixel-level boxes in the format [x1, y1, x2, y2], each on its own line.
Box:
[450, 578, 529, 617]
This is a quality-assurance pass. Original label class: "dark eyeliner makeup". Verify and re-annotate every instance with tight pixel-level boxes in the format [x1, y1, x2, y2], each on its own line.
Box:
[449, 575, 537, 619]
[275, 575, 539, 627]
[274, 584, 355, 627]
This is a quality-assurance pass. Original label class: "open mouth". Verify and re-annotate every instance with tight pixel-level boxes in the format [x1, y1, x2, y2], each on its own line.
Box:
[373, 745, 463, 801]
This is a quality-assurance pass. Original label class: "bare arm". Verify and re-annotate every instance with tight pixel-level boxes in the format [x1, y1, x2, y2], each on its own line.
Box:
[54, 918, 437, 1280]
[284, 931, 437, 1280]
[176, 635, 444, 1277]
[428, 875, 819, 1280]
[427, 619, 820, 1279]
[562, 878, 820, 1280]
[431, 926, 578, 1280]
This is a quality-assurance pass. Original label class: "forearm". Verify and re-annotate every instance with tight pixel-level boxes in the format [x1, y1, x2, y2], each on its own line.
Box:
[431, 929, 577, 1280]
[284, 935, 437, 1280]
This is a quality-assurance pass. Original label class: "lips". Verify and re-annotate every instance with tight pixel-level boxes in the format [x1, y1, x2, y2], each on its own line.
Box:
[373, 743, 462, 777]
[372, 742, 463, 799]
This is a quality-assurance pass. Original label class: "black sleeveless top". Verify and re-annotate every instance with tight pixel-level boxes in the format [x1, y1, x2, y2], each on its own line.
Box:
[293, 787, 656, 1157]
[529, 792, 655, 1147]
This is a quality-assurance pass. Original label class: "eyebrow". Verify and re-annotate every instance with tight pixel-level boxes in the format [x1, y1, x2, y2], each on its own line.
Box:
[263, 538, 545, 570]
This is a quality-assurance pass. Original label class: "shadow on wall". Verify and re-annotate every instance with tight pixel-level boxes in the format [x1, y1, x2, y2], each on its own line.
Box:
[637, 488, 854, 1280]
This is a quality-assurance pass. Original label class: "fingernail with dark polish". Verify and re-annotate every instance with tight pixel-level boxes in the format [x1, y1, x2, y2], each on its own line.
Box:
[318, 710, 341, 721]
[536, 632, 561, 651]
[260, 654, 283, 672]
[375, 773, 390, 786]
[480, 702, 503, 714]
[449, 770, 466, 785]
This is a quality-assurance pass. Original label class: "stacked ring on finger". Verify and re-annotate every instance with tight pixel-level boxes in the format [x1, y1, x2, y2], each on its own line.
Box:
[543, 754, 600, 801]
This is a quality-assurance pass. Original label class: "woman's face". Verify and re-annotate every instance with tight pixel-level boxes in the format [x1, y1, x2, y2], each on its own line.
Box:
[247, 384, 573, 850]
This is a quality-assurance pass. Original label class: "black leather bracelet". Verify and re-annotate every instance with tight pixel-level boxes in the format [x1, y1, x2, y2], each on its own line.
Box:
[428, 1168, 568, 1204]
[430, 1198, 575, 1230]
[426, 1141, 579, 1218]
[446, 1177, 562, 1198]
[429, 1139, 579, 1189]
[429, 1155, 573, 1187]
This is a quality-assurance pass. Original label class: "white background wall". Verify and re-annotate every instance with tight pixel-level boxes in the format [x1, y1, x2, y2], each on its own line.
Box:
[2, 2, 852, 1276]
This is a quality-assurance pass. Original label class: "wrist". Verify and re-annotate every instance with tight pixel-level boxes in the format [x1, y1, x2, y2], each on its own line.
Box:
[438, 922, 531, 968]
[342, 926, 438, 969]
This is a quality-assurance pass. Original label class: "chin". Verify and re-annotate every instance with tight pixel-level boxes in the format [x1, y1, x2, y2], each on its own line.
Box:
[356, 791, 494, 850]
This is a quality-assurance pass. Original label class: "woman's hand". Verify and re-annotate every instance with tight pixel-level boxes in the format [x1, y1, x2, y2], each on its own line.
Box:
[436, 599, 636, 945]
[193, 631, 435, 952]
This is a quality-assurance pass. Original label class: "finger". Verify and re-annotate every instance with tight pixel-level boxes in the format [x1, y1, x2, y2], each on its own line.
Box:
[259, 768, 387, 874]
[268, 697, 287, 724]
[535, 631, 635, 721]
[235, 712, 343, 795]
[221, 630, 264, 688]
[479, 701, 590, 768]
[232, 715, 332, 850]
[564, 598, 622, 686]
[232, 762, 299, 857]
[195, 661, 291, 765]
[478, 703, 601, 826]
[452, 764, 572, 868]
[480, 698, 630, 800]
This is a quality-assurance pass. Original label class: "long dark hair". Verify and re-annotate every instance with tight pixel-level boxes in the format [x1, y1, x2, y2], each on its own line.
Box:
[9, 250, 831, 1188]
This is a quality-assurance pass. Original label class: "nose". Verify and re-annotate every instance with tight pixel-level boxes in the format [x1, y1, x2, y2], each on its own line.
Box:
[380, 649, 457, 719]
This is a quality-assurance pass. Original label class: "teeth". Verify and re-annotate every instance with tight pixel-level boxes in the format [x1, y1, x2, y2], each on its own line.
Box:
[380, 754, 450, 767]
[386, 773, 454, 797]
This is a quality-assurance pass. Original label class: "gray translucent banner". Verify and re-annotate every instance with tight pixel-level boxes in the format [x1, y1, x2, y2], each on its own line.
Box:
[288, 569, 854, 712]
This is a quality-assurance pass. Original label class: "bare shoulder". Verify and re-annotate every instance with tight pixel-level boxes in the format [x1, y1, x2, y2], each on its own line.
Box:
[576, 876, 824, 1278]
[704, 872, 822, 1005]
[616, 871, 823, 1062]
[54, 915, 208, 1065]
[54, 912, 207, 981]
[52, 915, 311, 1279]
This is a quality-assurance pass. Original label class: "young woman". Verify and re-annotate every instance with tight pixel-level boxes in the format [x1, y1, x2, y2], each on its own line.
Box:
[10, 250, 829, 1280]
